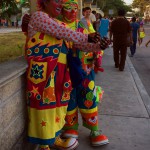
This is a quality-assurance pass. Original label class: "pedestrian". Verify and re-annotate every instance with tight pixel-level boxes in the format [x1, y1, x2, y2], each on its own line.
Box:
[23, 0, 101, 150]
[109, 16, 113, 29]
[81, 7, 86, 18]
[16, 19, 19, 28]
[61, 2, 109, 146]
[109, 9, 132, 71]
[98, 15, 109, 38]
[130, 17, 140, 57]
[138, 22, 145, 46]
[89, 10, 96, 25]
[145, 39, 150, 47]
[80, 7, 95, 31]
[93, 13, 101, 32]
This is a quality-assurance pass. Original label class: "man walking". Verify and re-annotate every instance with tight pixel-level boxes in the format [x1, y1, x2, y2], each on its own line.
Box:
[130, 17, 140, 57]
[109, 9, 131, 71]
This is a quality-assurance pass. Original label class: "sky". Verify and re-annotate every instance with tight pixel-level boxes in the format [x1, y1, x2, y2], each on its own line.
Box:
[123, 0, 133, 5]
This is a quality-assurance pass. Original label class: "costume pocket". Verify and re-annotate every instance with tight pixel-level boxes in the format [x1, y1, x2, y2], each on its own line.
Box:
[27, 59, 47, 84]
[61, 68, 72, 102]
[63, 68, 72, 92]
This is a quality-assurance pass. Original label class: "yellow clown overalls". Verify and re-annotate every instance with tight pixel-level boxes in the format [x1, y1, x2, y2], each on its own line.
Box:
[26, 29, 72, 145]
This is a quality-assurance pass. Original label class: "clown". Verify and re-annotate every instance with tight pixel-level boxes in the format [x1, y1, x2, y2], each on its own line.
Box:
[61, 0, 109, 147]
[24, 0, 103, 150]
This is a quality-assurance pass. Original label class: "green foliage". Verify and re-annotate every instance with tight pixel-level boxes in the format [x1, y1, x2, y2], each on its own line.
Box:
[132, 0, 149, 13]
[0, 1, 19, 19]
[0, 0, 29, 19]
[97, 0, 132, 16]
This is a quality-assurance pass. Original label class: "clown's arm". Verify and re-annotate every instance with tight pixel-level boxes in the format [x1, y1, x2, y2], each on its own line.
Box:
[28, 11, 100, 46]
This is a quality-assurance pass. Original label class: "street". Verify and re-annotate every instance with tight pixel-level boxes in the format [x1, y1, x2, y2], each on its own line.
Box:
[128, 25, 150, 97]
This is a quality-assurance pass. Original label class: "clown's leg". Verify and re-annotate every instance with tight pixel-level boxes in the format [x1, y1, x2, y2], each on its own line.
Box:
[79, 73, 109, 146]
[62, 89, 79, 139]
[79, 104, 109, 146]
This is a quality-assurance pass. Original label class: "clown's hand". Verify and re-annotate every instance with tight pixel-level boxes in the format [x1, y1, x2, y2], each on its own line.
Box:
[88, 32, 100, 43]
[100, 37, 110, 50]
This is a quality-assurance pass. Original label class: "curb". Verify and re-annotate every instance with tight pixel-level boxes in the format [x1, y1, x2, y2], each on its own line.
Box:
[127, 55, 150, 117]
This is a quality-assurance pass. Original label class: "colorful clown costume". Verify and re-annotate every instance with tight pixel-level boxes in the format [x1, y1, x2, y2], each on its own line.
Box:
[63, 20, 103, 131]
[26, 31, 72, 145]
[26, 11, 99, 146]
[59, 1, 109, 144]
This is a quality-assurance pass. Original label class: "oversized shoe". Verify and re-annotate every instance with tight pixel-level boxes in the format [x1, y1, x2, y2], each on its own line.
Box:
[62, 129, 79, 139]
[53, 136, 79, 150]
[39, 146, 50, 150]
[90, 131, 109, 146]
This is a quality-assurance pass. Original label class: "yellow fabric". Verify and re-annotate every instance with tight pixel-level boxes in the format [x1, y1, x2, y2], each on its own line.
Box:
[88, 23, 95, 33]
[27, 32, 63, 49]
[66, 107, 78, 115]
[58, 53, 67, 64]
[80, 107, 97, 113]
[140, 31, 145, 38]
[88, 81, 95, 90]
[28, 106, 67, 139]
[26, 28, 70, 144]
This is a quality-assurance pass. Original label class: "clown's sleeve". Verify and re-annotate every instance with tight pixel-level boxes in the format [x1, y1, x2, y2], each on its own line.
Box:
[28, 11, 88, 43]
[73, 42, 101, 52]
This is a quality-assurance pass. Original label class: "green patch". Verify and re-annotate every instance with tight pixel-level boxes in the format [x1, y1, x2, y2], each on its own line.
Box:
[0, 32, 26, 63]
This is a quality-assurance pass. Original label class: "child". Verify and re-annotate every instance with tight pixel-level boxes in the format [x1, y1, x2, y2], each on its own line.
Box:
[139, 22, 145, 46]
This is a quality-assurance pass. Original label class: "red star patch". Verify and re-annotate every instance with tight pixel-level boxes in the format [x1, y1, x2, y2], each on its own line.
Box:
[40, 120, 47, 127]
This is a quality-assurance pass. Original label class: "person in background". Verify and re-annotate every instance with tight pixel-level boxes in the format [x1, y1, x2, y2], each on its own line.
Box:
[138, 22, 145, 46]
[98, 14, 109, 38]
[109, 16, 113, 29]
[80, 7, 95, 30]
[130, 16, 140, 57]
[23, 0, 102, 150]
[145, 39, 150, 47]
[60, 2, 109, 147]
[81, 7, 85, 18]
[93, 13, 101, 32]
[89, 10, 96, 25]
[109, 9, 132, 71]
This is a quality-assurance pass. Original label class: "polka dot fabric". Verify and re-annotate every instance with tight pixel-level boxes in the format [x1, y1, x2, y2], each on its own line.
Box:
[28, 11, 88, 43]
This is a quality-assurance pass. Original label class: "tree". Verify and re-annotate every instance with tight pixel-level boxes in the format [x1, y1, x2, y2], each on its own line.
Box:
[0, 0, 29, 19]
[96, 0, 132, 16]
[0, 0, 19, 19]
[132, 0, 150, 15]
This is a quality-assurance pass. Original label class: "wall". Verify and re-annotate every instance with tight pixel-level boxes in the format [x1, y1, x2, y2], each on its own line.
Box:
[0, 57, 38, 150]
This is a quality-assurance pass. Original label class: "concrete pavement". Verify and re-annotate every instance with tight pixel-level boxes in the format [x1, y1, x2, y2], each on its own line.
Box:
[0, 27, 21, 33]
[76, 48, 150, 150]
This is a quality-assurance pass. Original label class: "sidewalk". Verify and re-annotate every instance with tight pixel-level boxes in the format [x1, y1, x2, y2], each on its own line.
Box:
[0, 27, 21, 33]
[76, 48, 150, 150]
